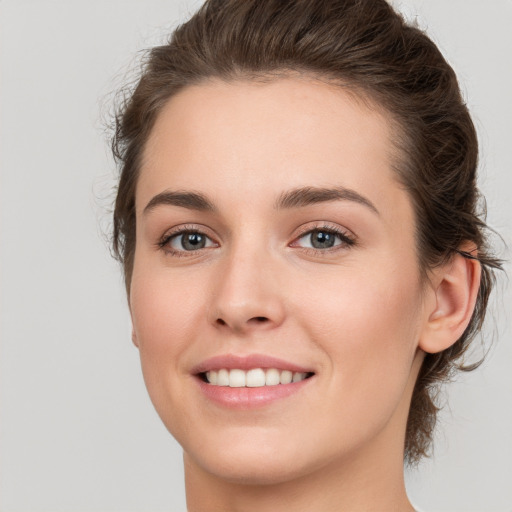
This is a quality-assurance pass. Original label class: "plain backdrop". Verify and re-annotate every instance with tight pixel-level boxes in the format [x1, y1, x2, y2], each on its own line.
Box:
[1, 1, 511, 511]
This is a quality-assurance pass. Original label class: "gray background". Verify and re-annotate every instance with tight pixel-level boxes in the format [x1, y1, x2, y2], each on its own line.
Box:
[1, 1, 511, 511]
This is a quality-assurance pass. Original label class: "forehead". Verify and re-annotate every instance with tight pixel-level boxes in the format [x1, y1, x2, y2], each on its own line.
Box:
[137, 77, 408, 222]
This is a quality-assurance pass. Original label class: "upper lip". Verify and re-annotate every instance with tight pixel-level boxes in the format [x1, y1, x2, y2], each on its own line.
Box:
[191, 353, 314, 375]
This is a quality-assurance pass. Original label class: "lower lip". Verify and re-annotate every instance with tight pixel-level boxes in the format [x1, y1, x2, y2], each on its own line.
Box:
[195, 376, 313, 409]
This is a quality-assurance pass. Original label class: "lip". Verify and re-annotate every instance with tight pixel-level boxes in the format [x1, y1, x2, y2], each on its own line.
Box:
[191, 353, 314, 374]
[191, 353, 315, 410]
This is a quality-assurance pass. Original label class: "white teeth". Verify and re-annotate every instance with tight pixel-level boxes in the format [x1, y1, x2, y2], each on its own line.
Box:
[204, 368, 311, 387]
[292, 372, 307, 382]
[246, 368, 266, 387]
[206, 370, 218, 385]
[217, 369, 229, 386]
[265, 368, 280, 386]
[280, 370, 293, 384]
[229, 369, 246, 387]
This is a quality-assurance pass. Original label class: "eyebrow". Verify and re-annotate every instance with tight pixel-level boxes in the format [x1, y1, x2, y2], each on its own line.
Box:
[274, 186, 379, 215]
[143, 185, 379, 216]
[143, 190, 216, 215]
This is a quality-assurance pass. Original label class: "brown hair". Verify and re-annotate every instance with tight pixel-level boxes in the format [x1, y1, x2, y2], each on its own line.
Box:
[111, 0, 502, 464]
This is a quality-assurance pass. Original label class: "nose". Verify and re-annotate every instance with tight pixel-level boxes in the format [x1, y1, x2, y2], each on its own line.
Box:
[207, 244, 286, 335]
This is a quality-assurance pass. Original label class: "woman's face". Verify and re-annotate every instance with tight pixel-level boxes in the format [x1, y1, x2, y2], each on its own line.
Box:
[130, 78, 429, 484]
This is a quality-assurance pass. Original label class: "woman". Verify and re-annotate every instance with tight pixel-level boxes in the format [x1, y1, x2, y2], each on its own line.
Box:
[110, 0, 501, 510]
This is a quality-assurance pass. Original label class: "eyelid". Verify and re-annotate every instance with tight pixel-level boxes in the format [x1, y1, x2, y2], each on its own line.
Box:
[157, 224, 219, 255]
[290, 222, 357, 251]
[156, 221, 356, 257]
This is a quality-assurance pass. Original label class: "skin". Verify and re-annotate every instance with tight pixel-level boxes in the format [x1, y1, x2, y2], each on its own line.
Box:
[129, 78, 480, 511]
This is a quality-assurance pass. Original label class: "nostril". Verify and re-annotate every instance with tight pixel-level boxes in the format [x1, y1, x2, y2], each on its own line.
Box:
[214, 316, 270, 328]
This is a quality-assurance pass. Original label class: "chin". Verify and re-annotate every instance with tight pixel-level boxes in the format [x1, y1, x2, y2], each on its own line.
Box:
[195, 452, 314, 486]
[179, 427, 320, 485]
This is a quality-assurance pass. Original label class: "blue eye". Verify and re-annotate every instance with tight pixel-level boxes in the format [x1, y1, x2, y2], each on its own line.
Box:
[295, 228, 354, 250]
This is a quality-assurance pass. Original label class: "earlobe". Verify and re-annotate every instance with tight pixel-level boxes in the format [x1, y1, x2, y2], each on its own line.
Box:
[131, 327, 139, 348]
[419, 248, 481, 354]
[129, 303, 139, 348]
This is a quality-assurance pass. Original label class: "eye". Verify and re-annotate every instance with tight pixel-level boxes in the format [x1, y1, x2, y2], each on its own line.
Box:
[160, 229, 217, 254]
[293, 227, 355, 251]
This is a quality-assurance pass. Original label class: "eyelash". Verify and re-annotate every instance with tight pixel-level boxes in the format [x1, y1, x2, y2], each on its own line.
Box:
[157, 223, 356, 257]
[292, 224, 356, 255]
[157, 224, 216, 258]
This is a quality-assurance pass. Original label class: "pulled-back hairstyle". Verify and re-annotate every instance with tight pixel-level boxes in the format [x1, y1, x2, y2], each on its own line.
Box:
[111, 0, 501, 464]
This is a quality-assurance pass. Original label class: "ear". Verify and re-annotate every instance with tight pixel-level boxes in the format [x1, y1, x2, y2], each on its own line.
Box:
[419, 247, 481, 354]
[131, 327, 139, 348]
[128, 301, 140, 348]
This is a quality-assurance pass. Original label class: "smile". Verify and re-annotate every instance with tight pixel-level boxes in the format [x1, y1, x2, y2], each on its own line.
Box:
[203, 368, 312, 387]
[193, 354, 315, 408]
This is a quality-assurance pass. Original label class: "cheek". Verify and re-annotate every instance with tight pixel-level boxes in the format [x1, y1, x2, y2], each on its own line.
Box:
[129, 268, 210, 431]
[291, 266, 423, 443]
[294, 261, 423, 390]
[296, 258, 421, 333]
[129, 269, 205, 369]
